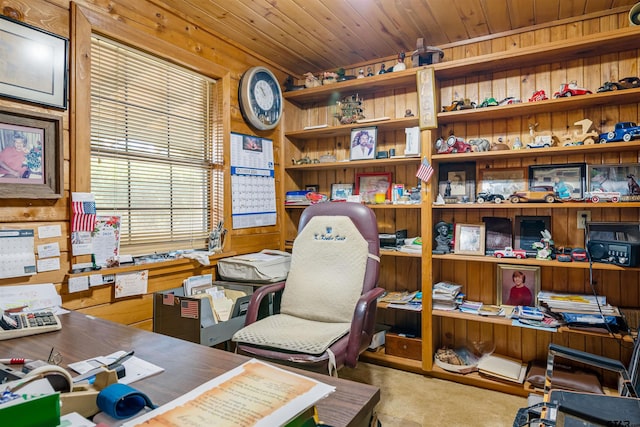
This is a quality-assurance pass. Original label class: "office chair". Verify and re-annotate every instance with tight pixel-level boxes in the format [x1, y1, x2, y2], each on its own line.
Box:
[232, 202, 384, 376]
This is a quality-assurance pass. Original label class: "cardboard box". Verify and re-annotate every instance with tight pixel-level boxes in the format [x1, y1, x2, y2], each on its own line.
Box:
[385, 333, 422, 361]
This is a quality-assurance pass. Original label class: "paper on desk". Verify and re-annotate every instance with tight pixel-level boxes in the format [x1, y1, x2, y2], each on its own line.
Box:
[69, 351, 164, 385]
[122, 359, 334, 427]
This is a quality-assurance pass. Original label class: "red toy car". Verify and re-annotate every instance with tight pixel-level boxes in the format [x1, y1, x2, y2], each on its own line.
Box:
[494, 247, 527, 259]
[553, 81, 592, 98]
[435, 135, 472, 154]
[529, 90, 548, 102]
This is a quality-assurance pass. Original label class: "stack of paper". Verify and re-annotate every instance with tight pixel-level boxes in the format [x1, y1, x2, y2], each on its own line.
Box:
[537, 291, 619, 315]
[477, 353, 527, 383]
[183, 273, 213, 296]
[459, 300, 483, 314]
[432, 281, 463, 311]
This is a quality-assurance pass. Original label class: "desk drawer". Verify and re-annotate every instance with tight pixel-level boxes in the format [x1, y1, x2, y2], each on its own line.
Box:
[385, 333, 421, 361]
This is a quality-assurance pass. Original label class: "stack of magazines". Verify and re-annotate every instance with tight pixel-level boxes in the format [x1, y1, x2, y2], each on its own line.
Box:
[432, 281, 463, 311]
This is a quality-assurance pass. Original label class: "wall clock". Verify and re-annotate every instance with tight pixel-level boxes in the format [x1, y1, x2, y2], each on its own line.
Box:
[239, 66, 283, 131]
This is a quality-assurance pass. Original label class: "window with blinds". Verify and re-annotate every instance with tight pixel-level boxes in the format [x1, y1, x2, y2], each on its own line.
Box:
[90, 35, 223, 255]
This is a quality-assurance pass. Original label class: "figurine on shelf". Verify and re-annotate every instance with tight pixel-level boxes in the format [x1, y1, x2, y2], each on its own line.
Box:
[322, 71, 338, 85]
[378, 64, 387, 75]
[334, 94, 365, 124]
[366, 67, 374, 77]
[512, 137, 523, 150]
[357, 69, 365, 79]
[433, 221, 452, 254]
[404, 109, 414, 117]
[532, 229, 554, 260]
[393, 52, 406, 72]
[303, 72, 321, 88]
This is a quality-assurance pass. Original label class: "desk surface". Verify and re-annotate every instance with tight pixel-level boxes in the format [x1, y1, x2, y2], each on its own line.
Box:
[0, 311, 379, 427]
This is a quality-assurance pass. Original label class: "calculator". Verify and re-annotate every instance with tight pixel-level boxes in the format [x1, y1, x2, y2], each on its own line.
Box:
[0, 310, 62, 340]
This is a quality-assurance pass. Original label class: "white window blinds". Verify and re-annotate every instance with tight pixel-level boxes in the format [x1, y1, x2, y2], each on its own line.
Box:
[90, 35, 223, 255]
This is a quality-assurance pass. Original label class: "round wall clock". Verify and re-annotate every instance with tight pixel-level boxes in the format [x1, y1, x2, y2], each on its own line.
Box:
[239, 66, 283, 131]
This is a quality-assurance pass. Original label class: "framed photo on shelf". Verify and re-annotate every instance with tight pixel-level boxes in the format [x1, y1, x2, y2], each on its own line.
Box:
[587, 163, 640, 199]
[514, 215, 551, 254]
[0, 107, 63, 199]
[330, 183, 354, 201]
[478, 167, 527, 200]
[0, 15, 68, 109]
[305, 184, 319, 192]
[355, 172, 392, 202]
[437, 162, 475, 203]
[453, 223, 485, 255]
[496, 264, 540, 306]
[350, 126, 377, 160]
[528, 163, 586, 200]
[483, 217, 513, 255]
[416, 67, 437, 129]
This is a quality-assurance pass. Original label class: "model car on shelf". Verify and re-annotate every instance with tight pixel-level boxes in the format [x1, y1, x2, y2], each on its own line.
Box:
[498, 97, 521, 106]
[494, 247, 527, 259]
[596, 77, 640, 92]
[526, 135, 556, 149]
[509, 185, 557, 203]
[585, 190, 621, 203]
[441, 98, 476, 112]
[598, 121, 640, 143]
[528, 90, 548, 102]
[553, 81, 592, 98]
[476, 191, 507, 204]
[558, 118, 598, 146]
[435, 135, 472, 154]
[478, 97, 498, 108]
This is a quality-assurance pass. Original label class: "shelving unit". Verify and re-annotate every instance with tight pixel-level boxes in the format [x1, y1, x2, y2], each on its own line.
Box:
[281, 23, 640, 396]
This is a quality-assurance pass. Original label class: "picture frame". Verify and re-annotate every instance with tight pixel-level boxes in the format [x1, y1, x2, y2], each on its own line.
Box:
[454, 223, 486, 255]
[483, 217, 513, 255]
[528, 163, 586, 200]
[514, 215, 551, 254]
[0, 15, 68, 109]
[305, 184, 319, 192]
[0, 107, 62, 199]
[496, 264, 540, 306]
[416, 67, 437, 129]
[355, 172, 392, 203]
[478, 167, 527, 200]
[330, 183, 354, 201]
[587, 163, 640, 200]
[350, 126, 377, 160]
[437, 162, 475, 203]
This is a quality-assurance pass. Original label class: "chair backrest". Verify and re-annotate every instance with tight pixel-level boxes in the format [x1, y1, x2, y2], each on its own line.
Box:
[280, 202, 380, 323]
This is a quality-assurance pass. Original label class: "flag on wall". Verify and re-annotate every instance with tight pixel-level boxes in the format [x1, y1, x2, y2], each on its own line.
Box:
[71, 192, 97, 232]
[416, 157, 434, 182]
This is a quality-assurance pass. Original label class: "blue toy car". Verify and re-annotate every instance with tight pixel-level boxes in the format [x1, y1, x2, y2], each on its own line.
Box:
[598, 122, 640, 143]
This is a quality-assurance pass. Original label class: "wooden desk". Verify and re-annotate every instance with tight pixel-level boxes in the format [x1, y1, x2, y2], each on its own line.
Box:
[0, 311, 379, 427]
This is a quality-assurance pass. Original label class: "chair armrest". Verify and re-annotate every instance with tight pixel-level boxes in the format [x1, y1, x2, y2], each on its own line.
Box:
[243, 281, 286, 326]
[345, 287, 386, 367]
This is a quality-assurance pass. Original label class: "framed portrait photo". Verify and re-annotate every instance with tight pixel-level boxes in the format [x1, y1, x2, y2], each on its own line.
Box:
[350, 126, 377, 160]
[587, 163, 640, 200]
[528, 163, 586, 200]
[454, 223, 485, 255]
[0, 107, 62, 199]
[496, 264, 540, 306]
[330, 183, 354, 201]
[356, 172, 392, 202]
[437, 162, 475, 203]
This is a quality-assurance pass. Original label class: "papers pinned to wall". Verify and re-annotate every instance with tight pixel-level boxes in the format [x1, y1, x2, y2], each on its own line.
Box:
[115, 270, 148, 298]
[0, 229, 36, 279]
[91, 215, 121, 268]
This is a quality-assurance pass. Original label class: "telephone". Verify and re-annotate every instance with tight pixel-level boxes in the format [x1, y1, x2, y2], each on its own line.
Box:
[0, 310, 62, 340]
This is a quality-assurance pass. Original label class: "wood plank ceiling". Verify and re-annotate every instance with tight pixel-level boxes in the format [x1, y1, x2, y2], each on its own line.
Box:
[152, 0, 639, 77]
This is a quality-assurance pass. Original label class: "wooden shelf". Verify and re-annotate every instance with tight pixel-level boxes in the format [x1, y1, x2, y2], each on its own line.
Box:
[286, 116, 419, 140]
[432, 201, 640, 209]
[380, 249, 422, 258]
[438, 88, 640, 125]
[285, 203, 421, 210]
[432, 140, 640, 163]
[285, 156, 421, 171]
[429, 365, 530, 397]
[283, 67, 418, 106]
[432, 26, 640, 80]
[431, 253, 640, 271]
[359, 348, 423, 374]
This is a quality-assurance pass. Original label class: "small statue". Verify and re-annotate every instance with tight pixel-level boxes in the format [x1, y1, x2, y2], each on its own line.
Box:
[378, 64, 387, 75]
[404, 109, 414, 117]
[303, 72, 321, 88]
[393, 52, 406, 72]
[366, 67, 374, 77]
[512, 137, 523, 150]
[358, 69, 365, 79]
[532, 229, 554, 260]
[434, 221, 452, 254]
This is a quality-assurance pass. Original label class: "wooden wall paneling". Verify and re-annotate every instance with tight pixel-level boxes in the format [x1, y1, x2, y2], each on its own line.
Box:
[78, 293, 153, 324]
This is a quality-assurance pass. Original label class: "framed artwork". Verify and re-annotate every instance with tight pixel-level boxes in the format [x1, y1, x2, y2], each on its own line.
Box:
[0, 108, 62, 199]
[478, 167, 527, 200]
[454, 223, 486, 255]
[305, 184, 319, 192]
[330, 183, 354, 201]
[437, 162, 475, 203]
[587, 163, 640, 199]
[416, 67, 437, 129]
[0, 15, 68, 109]
[528, 163, 586, 200]
[350, 126, 377, 160]
[514, 215, 551, 254]
[356, 172, 392, 203]
[483, 217, 513, 255]
[496, 264, 540, 306]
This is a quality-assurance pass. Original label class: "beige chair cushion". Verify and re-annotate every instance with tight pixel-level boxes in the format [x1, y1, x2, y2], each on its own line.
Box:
[281, 215, 368, 323]
[232, 313, 351, 354]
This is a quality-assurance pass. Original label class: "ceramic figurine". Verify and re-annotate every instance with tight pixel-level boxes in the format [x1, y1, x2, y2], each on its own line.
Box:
[512, 137, 523, 150]
[366, 67, 374, 77]
[393, 52, 406, 72]
[433, 221, 452, 254]
[303, 72, 321, 88]
[358, 69, 365, 79]
[378, 64, 387, 75]
[404, 109, 414, 117]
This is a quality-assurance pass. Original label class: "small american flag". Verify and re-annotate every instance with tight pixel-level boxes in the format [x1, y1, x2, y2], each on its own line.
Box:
[181, 300, 199, 319]
[163, 293, 175, 305]
[416, 157, 434, 182]
[72, 200, 96, 214]
[72, 213, 96, 232]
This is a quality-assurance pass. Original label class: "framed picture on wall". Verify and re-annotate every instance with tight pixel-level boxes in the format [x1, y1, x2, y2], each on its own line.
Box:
[350, 127, 377, 160]
[496, 264, 540, 306]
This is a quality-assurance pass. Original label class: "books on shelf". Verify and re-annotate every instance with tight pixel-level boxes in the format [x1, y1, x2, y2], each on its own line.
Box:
[478, 305, 504, 316]
[459, 300, 483, 315]
[379, 290, 419, 304]
[537, 291, 620, 316]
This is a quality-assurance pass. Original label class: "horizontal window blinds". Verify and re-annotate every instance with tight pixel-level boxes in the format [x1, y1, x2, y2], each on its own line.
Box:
[90, 36, 222, 254]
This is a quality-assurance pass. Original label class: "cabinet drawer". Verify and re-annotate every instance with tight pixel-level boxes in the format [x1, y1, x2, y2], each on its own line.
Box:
[385, 333, 421, 361]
